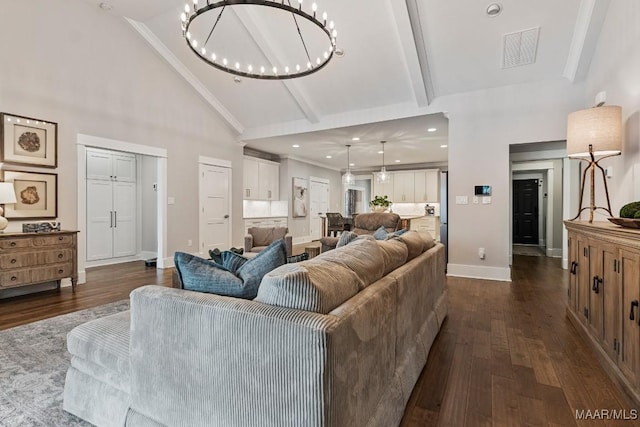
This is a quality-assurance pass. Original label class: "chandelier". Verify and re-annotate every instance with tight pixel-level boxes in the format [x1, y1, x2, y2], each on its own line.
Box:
[342, 144, 355, 187]
[375, 141, 389, 184]
[180, 0, 338, 80]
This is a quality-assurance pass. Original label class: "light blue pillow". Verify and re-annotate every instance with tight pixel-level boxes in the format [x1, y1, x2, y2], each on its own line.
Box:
[372, 226, 388, 240]
[222, 251, 248, 275]
[386, 228, 408, 239]
[336, 231, 358, 247]
[174, 239, 286, 299]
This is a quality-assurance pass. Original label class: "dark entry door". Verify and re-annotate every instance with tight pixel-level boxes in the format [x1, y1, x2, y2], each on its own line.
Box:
[513, 179, 539, 244]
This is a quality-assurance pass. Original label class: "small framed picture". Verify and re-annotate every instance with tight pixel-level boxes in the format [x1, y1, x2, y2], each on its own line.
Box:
[3, 171, 57, 219]
[1, 113, 57, 168]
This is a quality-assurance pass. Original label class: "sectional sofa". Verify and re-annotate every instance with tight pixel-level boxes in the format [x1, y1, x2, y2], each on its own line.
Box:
[63, 231, 447, 427]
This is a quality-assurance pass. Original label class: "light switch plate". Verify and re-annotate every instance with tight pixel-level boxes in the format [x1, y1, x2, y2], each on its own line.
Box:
[482, 196, 492, 204]
[456, 196, 468, 205]
[473, 196, 479, 204]
[168, 196, 175, 205]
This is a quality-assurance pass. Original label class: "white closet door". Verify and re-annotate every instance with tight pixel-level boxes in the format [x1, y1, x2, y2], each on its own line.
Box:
[112, 153, 136, 182]
[87, 149, 113, 181]
[113, 181, 137, 257]
[200, 164, 231, 254]
[87, 180, 114, 260]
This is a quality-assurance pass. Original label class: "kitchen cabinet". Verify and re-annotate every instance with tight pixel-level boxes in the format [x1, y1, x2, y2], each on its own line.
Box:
[414, 170, 440, 203]
[372, 174, 394, 202]
[243, 157, 279, 200]
[565, 221, 640, 402]
[393, 172, 415, 203]
[410, 216, 440, 240]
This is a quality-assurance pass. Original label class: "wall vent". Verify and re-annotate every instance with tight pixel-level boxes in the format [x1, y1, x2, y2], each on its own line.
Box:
[502, 27, 540, 68]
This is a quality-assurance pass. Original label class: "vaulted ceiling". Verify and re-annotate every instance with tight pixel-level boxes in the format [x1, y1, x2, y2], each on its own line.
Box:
[82, 0, 609, 170]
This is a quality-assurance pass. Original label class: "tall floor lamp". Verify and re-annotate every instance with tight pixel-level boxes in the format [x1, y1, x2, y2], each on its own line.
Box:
[567, 105, 622, 222]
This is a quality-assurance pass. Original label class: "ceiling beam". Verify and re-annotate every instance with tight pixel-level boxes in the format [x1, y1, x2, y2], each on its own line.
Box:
[388, 0, 435, 107]
[563, 0, 611, 83]
[231, 6, 320, 124]
[125, 18, 244, 134]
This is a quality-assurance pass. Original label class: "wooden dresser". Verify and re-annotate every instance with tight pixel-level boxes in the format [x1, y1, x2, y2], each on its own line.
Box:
[0, 230, 79, 292]
[565, 220, 640, 403]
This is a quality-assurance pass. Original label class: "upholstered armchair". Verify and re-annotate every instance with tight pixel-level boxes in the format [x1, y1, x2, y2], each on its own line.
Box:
[245, 227, 293, 256]
[320, 212, 401, 252]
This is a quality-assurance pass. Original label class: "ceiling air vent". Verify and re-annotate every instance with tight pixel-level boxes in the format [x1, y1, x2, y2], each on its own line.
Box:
[502, 27, 540, 68]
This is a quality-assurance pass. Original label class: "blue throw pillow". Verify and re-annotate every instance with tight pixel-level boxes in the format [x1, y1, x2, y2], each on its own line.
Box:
[222, 251, 248, 275]
[174, 252, 245, 296]
[237, 239, 287, 298]
[336, 231, 358, 247]
[386, 228, 408, 239]
[372, 226, 388, 240]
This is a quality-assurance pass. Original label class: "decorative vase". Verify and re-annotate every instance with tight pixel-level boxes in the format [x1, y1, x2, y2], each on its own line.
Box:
[370, 205, 387, 213]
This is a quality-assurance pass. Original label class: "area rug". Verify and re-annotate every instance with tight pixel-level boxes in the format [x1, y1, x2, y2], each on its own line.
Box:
[0, 300, 130, 427]
[512, 244, 546, 257]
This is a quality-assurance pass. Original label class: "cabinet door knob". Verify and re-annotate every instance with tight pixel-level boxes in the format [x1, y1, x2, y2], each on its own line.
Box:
[630, 300, 639, 321]
[10, 242, 16, 247]
[592, 276, 602, 294]
[58, 269, 64, 274]
[58, 253, 64, 258]
[11, 276, 17, 281]
[10, 259, 16, 264]
[59, 236, 63, 240]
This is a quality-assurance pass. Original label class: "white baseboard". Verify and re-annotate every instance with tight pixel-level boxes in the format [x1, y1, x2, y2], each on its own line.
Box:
[447, 264, 512, 282]
[562, 258, 569, 270]
[161, 256, 175, 269]
[546, 247, 562, 258]
[139, 251, 157, 261]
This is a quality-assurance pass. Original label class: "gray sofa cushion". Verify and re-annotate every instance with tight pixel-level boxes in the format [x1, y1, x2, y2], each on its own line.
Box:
[249, 226, 287, 247]
[395, 230, 425, 261]
[67, 310, 130, 376]
[336, 231, 358, 247]
[376, 239, 409, 275]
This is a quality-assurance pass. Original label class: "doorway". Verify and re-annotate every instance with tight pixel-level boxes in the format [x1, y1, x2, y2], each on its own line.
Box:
[199, 160, 232, 255]
[309, 177, 329, 240]
[513, 178, 540, 245]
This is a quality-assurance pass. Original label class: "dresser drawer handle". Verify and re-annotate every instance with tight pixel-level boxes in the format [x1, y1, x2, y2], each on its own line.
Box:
[10, 259, 16, 264]
[58, 236, 63, 241]
[58, 269, 64, 274]
[10, 242, 16, 247]
[11, 276, 17, 281]
[58, 253, 64, 259]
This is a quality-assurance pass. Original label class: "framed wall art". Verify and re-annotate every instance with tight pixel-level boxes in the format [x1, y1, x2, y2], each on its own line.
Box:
[1, 113, 57, 167]
[3, 171, 57, 219]
[292, 177, 308, 218]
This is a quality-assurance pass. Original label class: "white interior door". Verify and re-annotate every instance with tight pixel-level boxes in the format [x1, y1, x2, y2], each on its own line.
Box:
[113, 181, 137, 257]
[200, 163, 231, 254]
[86, 180, 114, 261]
[309, 178, 329, 240]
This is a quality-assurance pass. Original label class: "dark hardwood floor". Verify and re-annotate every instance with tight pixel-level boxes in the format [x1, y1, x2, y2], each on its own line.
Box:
[0, 255, 636, 425]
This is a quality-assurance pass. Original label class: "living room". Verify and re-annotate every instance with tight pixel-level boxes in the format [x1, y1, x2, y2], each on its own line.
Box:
[1, 0, 640, 425]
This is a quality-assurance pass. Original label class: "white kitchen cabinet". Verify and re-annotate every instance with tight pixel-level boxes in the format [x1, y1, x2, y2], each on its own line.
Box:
[244, 217, 288, 235]
[414, 170, 440, 203]
[410, 216, 440, 240]
[372, 174, 394, 203]
[243, 157, 279, 200]
[87, 148, 136, 182]
[393, 172, 416, 203]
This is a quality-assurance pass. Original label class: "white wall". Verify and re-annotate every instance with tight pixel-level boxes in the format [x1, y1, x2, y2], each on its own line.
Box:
[583, 0, 640, 216]
[436, 79, 584, 280]
[279, 158, 341, 241]
[0, 0, 244, 265]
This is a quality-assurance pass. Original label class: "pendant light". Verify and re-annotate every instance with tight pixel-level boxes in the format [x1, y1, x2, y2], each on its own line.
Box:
[375, 141, 389, 184]
[342, 144, 355, 187]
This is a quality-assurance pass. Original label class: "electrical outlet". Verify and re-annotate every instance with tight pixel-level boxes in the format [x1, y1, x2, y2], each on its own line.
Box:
[478, 247, 486, 260]
[187, 239, 193, 247]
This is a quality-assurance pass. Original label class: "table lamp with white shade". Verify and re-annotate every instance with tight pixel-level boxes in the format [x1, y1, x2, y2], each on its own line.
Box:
[0, 182, 17, 232]
[567, 105, 622, 222]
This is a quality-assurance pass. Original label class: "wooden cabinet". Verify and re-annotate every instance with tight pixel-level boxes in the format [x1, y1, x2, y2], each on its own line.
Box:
[0, 231, 78, 293]
[409, 216, 440, 240]
[565, 221, 640, 402]
[243, 157, 279, 200]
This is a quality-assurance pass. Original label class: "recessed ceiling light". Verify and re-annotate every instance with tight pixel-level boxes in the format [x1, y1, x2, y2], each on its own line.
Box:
[395, 160, 401, 163]
[326, 155, 332, 159]
[378, 150, 383, 154]
[486, 3, 502, 17]
[351, 137, 360, 141]
[349, 163, 355, 167]
[99, 2, 113, 10]
[440, 144, 448, 148]
[233, 76, 242, 83]
[292, 144, 300, 148]
[427, 128, 437, 132]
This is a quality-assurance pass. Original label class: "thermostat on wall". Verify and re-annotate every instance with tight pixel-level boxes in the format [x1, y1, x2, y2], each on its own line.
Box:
[474, 185, 491, 196]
